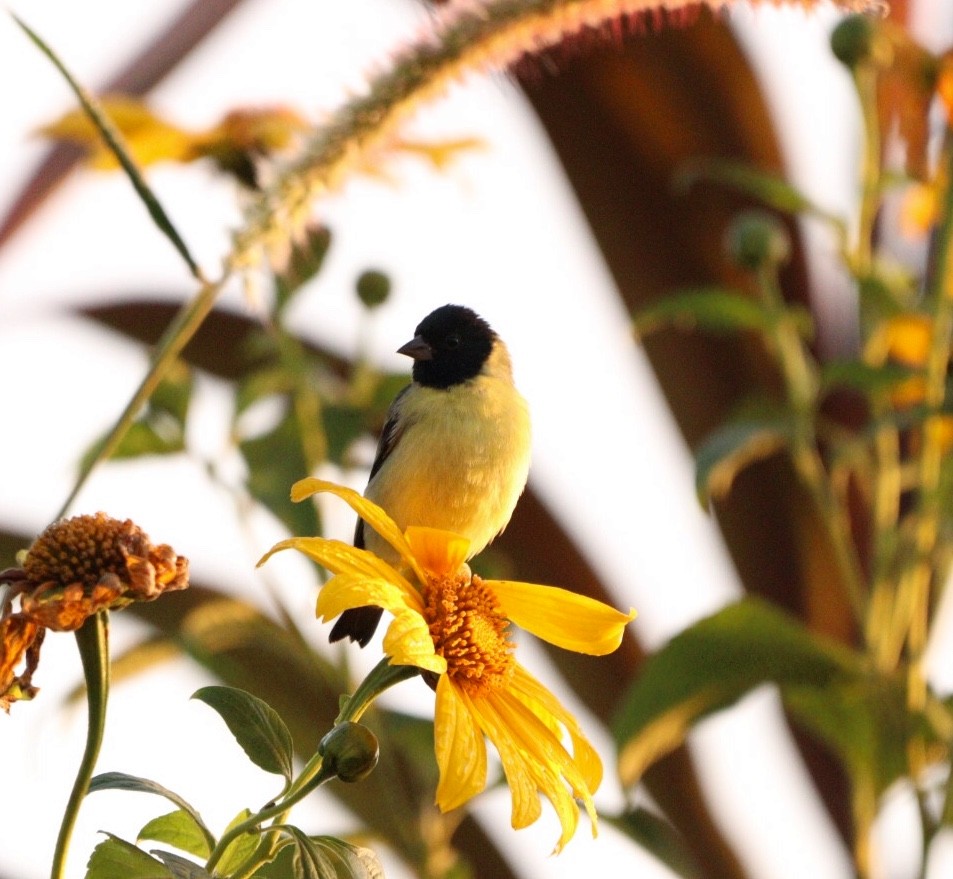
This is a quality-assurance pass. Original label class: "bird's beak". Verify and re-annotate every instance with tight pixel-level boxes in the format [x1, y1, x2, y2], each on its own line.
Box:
[397, 335, 433, 361]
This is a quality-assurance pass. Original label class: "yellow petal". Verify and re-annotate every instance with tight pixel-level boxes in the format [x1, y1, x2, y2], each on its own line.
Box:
[258, 536, 416, 598]
[434, 676, 487, 811]
[38, 96, 197, 168]
[316, 574, 415, 623]
[510, 665, 602, 794]
[483, 689, 590, 852]
[290, 478, 428, 582]
[466, 691, 546, 831]
[492, 580, 635, 655]
[404, 526, 471, 577]
[383, 611, 446, 674]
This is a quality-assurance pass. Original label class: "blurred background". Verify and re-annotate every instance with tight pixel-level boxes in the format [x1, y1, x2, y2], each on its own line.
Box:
[3, 1, 953, 877]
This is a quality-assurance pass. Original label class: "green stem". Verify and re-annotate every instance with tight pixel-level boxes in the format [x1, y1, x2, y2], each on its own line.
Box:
[760, 270, 867, 623]
[206, 659, 418, 875]
[51, 612, 110, 879]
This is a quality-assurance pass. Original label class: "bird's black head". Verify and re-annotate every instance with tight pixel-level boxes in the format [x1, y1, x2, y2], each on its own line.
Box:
[400, 304, 496, 389]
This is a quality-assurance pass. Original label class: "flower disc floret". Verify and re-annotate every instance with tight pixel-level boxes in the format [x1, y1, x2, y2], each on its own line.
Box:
[423, 571, 513, 694]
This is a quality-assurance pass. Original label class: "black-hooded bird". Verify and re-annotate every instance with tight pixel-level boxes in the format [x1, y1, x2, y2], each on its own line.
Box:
[329, 304, 532, 646]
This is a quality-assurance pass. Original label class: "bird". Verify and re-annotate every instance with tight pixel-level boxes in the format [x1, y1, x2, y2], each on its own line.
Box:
[329, 304, 532, 647]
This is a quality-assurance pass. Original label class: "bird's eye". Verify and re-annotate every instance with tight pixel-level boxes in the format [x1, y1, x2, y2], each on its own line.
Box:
[445, 333, 461, 348]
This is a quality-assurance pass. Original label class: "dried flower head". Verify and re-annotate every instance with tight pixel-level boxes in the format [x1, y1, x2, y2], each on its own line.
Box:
[0, 513, 189, 711]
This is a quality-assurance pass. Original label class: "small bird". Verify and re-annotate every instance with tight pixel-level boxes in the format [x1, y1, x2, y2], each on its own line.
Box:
[329, 304, 532, 647]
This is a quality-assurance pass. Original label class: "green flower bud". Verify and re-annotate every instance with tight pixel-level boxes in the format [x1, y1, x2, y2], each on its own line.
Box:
[319, 721, 379, 783]
[830, 15, 891, 69]
[725, 210, 791, 271]
[356, 270, 391, 309]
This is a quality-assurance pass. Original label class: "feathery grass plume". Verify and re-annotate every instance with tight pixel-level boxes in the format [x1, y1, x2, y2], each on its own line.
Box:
[230, 0, 883, 275]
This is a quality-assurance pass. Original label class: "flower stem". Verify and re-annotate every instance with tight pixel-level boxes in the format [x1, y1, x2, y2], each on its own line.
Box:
[50, 611, 109, 879]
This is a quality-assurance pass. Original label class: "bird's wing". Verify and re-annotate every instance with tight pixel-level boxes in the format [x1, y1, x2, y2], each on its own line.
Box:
[353, 383, 411, 549]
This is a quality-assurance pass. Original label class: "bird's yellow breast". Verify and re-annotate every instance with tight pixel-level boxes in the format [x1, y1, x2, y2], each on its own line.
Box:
[364, 372, 531, 561]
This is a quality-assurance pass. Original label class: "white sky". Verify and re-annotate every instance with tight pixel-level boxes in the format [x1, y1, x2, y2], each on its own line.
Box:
[1, 2, 949, 878]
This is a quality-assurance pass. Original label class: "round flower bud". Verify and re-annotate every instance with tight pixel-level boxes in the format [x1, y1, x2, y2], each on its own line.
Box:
[356, 270, 391, 309]
[319, 721, 379, 783]
[830, 15, 892, 70]
[725, 210, 791, 271]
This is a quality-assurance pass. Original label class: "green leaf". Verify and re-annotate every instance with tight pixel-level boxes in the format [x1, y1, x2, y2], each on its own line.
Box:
[88, 773, 215, 853]
[85, 834, 172, 879]
[606, 808, 702, 879]
[280, 827, 381, 879]
[634, 288, 773, 336]
[79, 362, 193, 468]
[150, 851, 214, 879]
[613, 598, 863, 787]
[139, 811, 212, 859]
[216, 809, 262, 876]
[275, 225, 332, 315]
[13, 17, 202, 278]
[675, 158, 847, 235]
[820, 360, 919, 397]
[192, 685, 295, 781]
[782, 677, 915, 800]
[694, 416, 790, 503]
[239, 407, 321, 538]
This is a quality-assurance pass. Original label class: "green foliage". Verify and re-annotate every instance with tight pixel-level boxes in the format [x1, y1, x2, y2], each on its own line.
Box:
[693, 413, 792, 503]
[675, 158, 847, 235]
[613, 599, 863, 786]
[89, 773, 216, 854]
[139, 811, 213, 860]
[279, 828, 383, 879]
[86, 834, 173, 879]
[80, 361, 193, 469]
[192, 686, 295, 782]
[606, 808, 702, 879]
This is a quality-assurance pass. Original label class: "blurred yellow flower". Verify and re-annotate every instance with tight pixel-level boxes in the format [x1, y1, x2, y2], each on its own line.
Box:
[38, 96, 308, 187]
[259, 478, 635, 852]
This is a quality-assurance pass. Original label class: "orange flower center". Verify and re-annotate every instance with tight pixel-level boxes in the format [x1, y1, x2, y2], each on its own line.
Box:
[422, 572, 513, 695]
[23, 514, 147, 591]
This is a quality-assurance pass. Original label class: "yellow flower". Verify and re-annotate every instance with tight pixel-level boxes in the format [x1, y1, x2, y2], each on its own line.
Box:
[259, 478, 635, 853]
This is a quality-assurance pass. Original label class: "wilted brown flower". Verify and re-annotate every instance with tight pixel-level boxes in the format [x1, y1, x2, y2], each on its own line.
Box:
[0, 513, 188, 711]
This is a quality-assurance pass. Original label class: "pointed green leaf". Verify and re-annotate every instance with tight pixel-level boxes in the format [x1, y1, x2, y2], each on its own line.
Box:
[13, 17, 201, 278]
[275, 225, 332, 315]
[85, 834, 172, 879]
[89, 773, 215, 854]
[782, 677, 916, 800]
[606, 808, 703, 879]
[613, 598, 862, 787]
[216, 809, 262, 876]
[694, 417, 790, 503]
[139, 810, 212, 859]
[675, 159, 847, 235]
[249, 841, 297, 878]
[634, 288, 773, 337]
[150, 851, 214, 879]
[820, 360, 919, 397]
[192, 686, 295, 780]
[79, 362, 193, 468]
